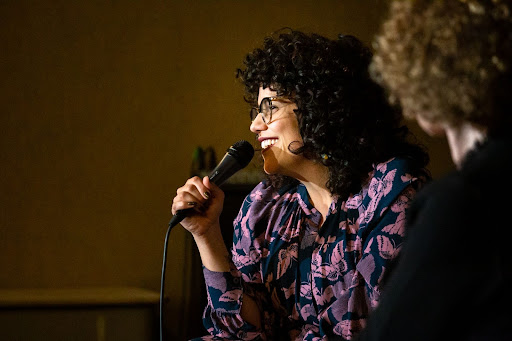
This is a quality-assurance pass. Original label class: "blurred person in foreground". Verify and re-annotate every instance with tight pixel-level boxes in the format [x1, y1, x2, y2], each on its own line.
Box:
[171, 29, 430, 340]
[356, 1, 512, 340]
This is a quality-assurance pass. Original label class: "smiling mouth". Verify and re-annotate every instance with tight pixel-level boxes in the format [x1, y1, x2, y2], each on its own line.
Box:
[261, 138, 277, 150]
[261, 139, 277, 150]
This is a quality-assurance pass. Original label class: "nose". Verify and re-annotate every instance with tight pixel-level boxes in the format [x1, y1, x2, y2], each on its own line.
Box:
[250, 113, 267, 133]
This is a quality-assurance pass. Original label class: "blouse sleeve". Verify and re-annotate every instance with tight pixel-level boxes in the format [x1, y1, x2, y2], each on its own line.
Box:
[201, 182, 276, 340]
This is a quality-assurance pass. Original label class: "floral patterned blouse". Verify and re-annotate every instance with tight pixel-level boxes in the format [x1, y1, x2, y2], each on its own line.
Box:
[195, 158, 426, 341]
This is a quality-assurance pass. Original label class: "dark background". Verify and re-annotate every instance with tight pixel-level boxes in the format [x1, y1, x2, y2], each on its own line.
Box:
[0, 1, 453, 340]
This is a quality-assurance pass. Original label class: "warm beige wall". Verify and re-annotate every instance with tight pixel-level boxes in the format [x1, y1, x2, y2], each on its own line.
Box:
[0, 0, 453, 339]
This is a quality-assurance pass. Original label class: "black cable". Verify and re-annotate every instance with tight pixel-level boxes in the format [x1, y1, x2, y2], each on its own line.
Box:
[160, 210, 190, 341]
[159, 222, 172, 341]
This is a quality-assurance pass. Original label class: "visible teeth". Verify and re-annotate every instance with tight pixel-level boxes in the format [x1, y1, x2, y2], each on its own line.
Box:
[261, 139, 277, 149]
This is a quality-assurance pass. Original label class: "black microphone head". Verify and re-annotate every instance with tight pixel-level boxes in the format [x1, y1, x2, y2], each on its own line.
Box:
[227, 140, 254, 168]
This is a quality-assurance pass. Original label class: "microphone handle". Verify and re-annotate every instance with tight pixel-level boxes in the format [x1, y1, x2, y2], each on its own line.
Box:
[168, 208, 193, 229]
[168, 156, 240, 229]
[169, 153, 245, 229]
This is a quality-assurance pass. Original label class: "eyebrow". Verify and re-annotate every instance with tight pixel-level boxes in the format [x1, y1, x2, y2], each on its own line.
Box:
[271, 97, 292, 104]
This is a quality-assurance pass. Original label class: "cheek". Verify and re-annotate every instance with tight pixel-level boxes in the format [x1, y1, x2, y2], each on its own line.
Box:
[284, 119, 302, 143]
[288, 129, 304, 148]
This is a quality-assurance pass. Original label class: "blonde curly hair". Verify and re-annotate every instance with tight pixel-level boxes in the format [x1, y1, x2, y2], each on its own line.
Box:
[370, 0, 512, 135]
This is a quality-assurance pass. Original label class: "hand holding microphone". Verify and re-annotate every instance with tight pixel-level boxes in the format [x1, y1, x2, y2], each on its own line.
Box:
[162, 140, 253, 341]
[169, 140, 254, 230]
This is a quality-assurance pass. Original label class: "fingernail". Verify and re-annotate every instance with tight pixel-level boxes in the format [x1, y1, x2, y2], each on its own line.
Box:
[203, 191, 210, 199]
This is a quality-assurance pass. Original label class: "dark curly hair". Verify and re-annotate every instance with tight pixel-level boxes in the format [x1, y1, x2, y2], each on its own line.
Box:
[370, 0, 512, 137]
[237, 28, 430, 199]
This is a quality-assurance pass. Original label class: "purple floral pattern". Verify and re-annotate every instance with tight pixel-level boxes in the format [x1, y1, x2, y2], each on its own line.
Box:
[195, 158, 426, 341]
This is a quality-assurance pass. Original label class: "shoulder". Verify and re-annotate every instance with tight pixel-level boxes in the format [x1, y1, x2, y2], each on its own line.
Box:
[402, 171, 481, 260]
[347, 158, 426, 222]
[366, 157, 426, 198]
[410, 170, 473, 219]
[404, 170, 482, 244]
[373, 157, 423, 183]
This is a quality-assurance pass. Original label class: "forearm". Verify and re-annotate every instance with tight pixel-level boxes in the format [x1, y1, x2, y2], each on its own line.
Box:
[193, 222, 231, 272]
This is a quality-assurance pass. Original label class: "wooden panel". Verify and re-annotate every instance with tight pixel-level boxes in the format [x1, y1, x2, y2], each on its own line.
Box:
[0, 287, 159, 341]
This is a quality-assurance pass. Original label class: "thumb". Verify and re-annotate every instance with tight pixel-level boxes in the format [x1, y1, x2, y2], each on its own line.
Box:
[203, 176, 223, 198]
[203, 176, 219, 193]
[203, 175, 211, 188]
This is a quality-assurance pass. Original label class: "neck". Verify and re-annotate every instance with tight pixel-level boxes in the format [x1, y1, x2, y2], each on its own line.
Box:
[294, 162, 332, 223]
[445, 121, 487, 169]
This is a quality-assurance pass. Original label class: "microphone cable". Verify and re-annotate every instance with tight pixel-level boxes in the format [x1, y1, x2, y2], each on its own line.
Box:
[160, 210, 188, 341]
[159, 220, 173, 341]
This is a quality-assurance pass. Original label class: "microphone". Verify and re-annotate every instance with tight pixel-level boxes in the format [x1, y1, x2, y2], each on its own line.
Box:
[168, 140, 255, 228]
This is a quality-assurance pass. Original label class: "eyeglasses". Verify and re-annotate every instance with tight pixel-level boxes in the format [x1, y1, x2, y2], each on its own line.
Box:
[250, 97, 288, 124]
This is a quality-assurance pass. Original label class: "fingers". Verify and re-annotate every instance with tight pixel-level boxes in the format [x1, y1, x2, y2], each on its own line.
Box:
[171, 176, 212, 215]
[172, 197, 201, 216]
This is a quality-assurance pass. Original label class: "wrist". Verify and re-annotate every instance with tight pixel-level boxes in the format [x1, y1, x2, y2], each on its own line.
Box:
[192, 220, 221, 242]
[193, 222, 231, 272]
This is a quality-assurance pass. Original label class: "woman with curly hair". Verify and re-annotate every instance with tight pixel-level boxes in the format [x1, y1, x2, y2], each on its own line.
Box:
[172, 29, 430, 340]
[356, 1, 512, 340]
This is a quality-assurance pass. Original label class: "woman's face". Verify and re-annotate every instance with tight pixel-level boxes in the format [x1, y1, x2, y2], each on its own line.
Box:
[250, 87, 304, 176]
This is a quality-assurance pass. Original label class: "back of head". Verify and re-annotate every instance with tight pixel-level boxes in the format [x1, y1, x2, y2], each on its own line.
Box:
[237, 28, 429, 198]
[371, 0, 512, 137]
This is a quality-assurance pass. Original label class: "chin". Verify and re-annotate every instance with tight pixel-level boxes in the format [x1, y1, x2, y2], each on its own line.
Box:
[262, 153, 278, 175]
[262, 165, 277, 175]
